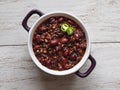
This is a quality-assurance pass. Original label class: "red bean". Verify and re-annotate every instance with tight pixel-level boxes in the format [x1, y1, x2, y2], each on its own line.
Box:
[35, 34, 40, 41]
[56, 46, 61, 51]
[57, 32, 64, 37]
[68, 20, 74, 25]
[40, 59, 47, 66]
[80, 42, 87, 49]
[70, 36, 75, 42]
[63, 49, 70, 56]
[58, 63, 63, 70]
[79, 49, 84, 55]
[53, 56, 58, 60]
[79, 31, 84, 37]
[52, 24, 58, 29]
[33, 45, 40, 51]
[64, 63, 73, 69]
[73, 46, 77, 51]
[70, 53, 77, 60]
[40, 26, 47, 32]
[49, 17, 56, 23]
[60, 38, 68, 44]
[74, 33, 80, 40]
[76, 43, 80, 48]
[46, 34, 51, 40]
[58, 17, 64, 22]
[50, 39, 58, 46]
[61, 57, 67, 66]
[76, 56, 82, 61]
[46, 60, 52, 68]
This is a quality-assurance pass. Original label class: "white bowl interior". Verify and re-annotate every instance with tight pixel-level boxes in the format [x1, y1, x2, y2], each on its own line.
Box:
[28, 11, 90, 76]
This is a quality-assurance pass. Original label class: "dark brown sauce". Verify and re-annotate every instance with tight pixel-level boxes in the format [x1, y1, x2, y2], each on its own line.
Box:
[32, 16, 87, 71]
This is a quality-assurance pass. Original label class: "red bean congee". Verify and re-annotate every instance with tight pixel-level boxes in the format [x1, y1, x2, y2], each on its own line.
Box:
[32, 16, 87, 71]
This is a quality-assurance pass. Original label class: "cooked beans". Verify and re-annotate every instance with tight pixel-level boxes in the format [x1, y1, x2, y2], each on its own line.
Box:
[32, 16, 87, 71]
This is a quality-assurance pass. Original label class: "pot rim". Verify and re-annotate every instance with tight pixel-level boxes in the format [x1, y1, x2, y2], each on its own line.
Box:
[28, 11, 91, 76]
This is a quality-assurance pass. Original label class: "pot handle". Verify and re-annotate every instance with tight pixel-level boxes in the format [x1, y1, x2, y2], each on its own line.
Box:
[75, 55, 96, 78]
[22, 9, 44, 32]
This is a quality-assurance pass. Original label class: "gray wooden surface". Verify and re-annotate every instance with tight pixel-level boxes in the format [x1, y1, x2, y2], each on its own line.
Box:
[0, 0, 120, 90]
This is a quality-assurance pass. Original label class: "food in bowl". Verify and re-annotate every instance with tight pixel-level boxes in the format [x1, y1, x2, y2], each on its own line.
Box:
[32, 16, 87, 71]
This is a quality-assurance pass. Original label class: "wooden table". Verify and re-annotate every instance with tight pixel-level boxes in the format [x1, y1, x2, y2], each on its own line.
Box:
[0, 0, 120, 90]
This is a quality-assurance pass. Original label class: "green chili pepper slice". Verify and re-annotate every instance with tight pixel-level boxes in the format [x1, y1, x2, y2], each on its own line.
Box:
[67, 27, 74, 35]
[61, 23, 74, 35]
[61, 23, 69, 32]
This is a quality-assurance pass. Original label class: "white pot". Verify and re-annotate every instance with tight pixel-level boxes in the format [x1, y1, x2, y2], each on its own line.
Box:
[22, 9, 96, 78]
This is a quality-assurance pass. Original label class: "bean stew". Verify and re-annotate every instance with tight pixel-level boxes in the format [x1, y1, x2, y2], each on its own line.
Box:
[32, 16, 87, 71]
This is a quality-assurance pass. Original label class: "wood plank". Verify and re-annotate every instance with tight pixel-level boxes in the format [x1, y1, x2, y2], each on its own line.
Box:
[0, 0, 120, 45]
[0, 43, 120, 90]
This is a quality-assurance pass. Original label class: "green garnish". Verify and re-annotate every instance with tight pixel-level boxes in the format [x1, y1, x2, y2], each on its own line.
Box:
[61, 23, 74, 35]
[67, 27, 74, 35]
[61, 23, 69, 32]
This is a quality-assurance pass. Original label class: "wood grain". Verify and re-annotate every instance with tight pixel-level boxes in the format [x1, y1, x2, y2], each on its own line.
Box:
[0, 0, 120, 90]
[0, 0, 120, 45]
[0, 44, 120, 90]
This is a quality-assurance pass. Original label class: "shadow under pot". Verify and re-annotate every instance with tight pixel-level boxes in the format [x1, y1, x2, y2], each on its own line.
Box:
[22, 9, 96, 78]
